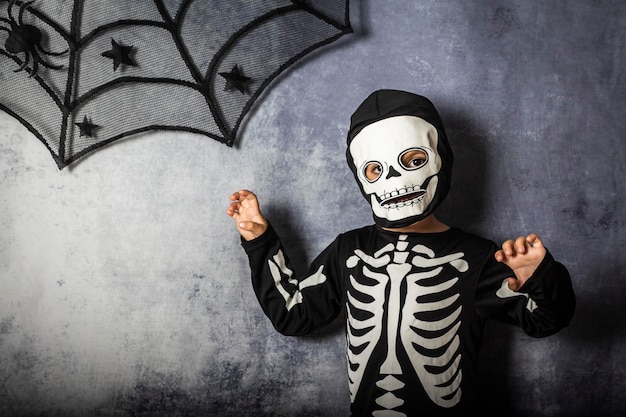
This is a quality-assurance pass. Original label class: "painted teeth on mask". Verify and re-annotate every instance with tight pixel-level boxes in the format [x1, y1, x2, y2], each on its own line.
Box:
[379, 187, 427, 210]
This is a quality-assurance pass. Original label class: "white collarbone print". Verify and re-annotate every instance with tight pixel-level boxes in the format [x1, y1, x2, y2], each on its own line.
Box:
[346, 234, 469, 414]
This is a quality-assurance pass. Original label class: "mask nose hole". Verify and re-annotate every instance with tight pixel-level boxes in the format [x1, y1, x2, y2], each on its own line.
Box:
[386, 165, 401, 179]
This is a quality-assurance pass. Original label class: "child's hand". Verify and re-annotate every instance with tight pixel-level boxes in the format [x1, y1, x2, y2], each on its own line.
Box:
[494, 233, 547, 291]
[226, 190, 268, 241]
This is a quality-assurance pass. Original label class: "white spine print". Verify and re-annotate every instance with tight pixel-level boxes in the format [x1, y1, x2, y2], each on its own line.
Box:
[346, 235, 469, 414]
[401, 245, 468, 407]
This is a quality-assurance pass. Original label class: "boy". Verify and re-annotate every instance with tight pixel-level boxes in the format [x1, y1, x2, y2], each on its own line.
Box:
[226, 90, 575, 416]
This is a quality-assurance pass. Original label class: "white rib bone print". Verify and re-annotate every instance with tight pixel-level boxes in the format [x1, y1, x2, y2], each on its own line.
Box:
[346, 235, 468, 414]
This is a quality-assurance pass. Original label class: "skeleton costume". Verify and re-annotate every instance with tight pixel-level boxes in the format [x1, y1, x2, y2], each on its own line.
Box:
[241, 90, 575, 416]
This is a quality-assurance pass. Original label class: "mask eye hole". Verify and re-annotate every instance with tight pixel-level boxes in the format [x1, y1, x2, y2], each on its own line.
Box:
[400, 148, 428, 170]
[363, 161, 383, 182]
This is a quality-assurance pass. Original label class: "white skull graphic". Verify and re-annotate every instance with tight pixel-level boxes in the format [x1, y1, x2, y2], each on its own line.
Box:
[348, 115, 442, 224]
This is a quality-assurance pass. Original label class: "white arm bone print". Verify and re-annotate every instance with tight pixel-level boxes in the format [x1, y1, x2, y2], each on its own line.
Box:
[346, 235, 469, 415]
[268, 249, 327, 311]
[496, 279, 538, 312]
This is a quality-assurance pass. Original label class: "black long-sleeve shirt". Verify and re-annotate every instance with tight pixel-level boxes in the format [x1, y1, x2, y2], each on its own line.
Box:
[242, 223, 575, 416]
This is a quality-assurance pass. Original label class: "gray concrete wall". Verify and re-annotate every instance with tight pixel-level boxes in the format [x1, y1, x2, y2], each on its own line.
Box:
[1, 1, 624, 416]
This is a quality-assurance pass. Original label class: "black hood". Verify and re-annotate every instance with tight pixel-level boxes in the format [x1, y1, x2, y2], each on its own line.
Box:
[346, 89, 454, 228]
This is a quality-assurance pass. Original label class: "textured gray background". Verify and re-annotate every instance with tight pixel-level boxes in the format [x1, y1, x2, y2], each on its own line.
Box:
[1, 1, 625, 416]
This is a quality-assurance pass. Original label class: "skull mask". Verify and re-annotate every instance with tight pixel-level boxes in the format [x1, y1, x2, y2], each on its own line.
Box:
[347, 90, 453, 228]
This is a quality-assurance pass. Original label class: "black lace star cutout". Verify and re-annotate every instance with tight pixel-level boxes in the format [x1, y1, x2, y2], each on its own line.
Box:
[101, 39, 136, 71]
[219, 65, 252, 94]
[0, 1, 352, 168]
[75, 116, 100, 138]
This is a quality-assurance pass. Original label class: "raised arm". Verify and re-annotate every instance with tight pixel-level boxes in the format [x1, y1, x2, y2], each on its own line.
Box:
[494, 233, 546, 290]
[477, 233, 575, 337]
[226, 190, 268, 241]
[227, 190, 344, 336]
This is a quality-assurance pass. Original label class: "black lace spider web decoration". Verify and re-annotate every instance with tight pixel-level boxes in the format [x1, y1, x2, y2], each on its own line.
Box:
[0, 0, 352, 169]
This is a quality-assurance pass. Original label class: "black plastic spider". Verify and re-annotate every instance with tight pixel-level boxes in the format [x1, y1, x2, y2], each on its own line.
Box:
[0, 0, 67, 77]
